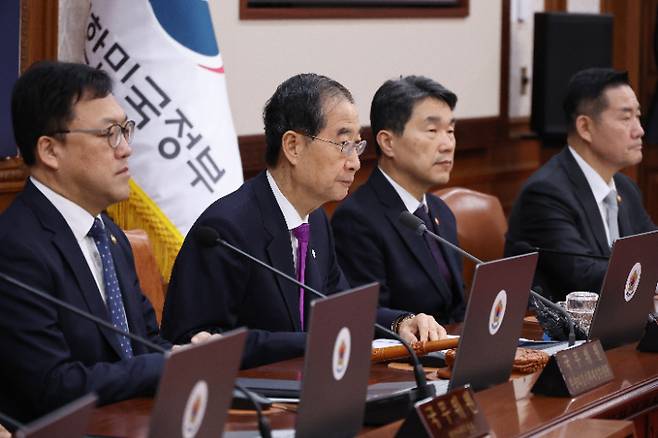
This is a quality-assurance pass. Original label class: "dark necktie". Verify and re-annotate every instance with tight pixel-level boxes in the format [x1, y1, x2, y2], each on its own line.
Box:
[292, 223, 310, 331]
[88, 218, 134, 359]
[413, 205, 453, 288]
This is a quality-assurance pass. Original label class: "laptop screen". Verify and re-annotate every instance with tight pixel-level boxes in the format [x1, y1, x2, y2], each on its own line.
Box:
[295, 283, 379, 438]
[450, 253, 538, 391]
[589, 230, 658, 349]
[148, 328, 247, 438]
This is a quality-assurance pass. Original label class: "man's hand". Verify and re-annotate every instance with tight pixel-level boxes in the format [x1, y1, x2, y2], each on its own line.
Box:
[172, 331, 222, 351]
[398, 313, 447, 343]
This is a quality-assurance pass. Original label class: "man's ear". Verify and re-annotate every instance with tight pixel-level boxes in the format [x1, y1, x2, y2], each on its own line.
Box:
[34, 136, 61, 170]
[575, 115, 594, 144]
[280, 130, 305, 166]
[376, 130, 395, 158]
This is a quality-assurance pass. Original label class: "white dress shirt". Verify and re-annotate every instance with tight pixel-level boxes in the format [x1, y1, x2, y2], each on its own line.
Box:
[266, 170, 310, 271]
[31, 177, 108, 303]
[568, 146, 618, 245]
[379, 167, 428, 213]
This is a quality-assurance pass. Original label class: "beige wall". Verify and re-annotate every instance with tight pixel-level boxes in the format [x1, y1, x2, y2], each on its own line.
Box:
[59, 0, 502, 136]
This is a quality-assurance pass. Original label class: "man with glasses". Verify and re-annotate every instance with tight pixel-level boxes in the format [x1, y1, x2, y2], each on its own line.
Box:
[0, 61, 172, 423]
[332, 76, 466, 324]
[162, 73, 446, 367]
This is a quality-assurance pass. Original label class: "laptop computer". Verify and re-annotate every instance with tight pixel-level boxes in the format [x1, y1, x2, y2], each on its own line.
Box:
[236, 283, 379, 438]
[240, 253, 537, 405]
[448, 252, 538, 391]
[14, 393, 97, 438]
[588, 230, 658, 350]
[148, 328, 247, 438]
[363, 252, 538, 403]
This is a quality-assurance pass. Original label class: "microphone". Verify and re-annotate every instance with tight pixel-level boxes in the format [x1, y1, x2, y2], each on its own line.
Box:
[519, 244, 609, 261]
[195, 225, 437, 424]
[0, 410, 22, 433]
[0, 271, 272, 438]
[399, 211, 576, 346]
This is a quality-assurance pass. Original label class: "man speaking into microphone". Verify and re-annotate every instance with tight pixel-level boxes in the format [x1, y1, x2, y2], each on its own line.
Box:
[331, 76, 465, 325]
[161, 74, 445, 368]
[505, 68, 656, 301]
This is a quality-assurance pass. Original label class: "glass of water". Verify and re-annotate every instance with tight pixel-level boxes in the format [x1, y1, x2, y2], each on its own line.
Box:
[566, 291, 599, 333]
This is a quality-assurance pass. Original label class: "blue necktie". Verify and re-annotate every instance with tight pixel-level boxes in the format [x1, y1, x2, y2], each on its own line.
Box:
[88, 218, 134, 359]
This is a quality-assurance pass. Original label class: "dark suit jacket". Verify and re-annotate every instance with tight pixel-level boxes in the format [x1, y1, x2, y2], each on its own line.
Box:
[161, 171, 404, 368]
[332, 168, 466, 324]
[505, 148, 656, 301]
[0, 180, 170, 422]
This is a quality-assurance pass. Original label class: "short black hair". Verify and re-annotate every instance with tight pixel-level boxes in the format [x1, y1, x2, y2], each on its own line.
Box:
[563, 67, 630, 133]
[11, 60, 113, 165]
[262, 73, 354, 167]
[370, 75, 457, 155]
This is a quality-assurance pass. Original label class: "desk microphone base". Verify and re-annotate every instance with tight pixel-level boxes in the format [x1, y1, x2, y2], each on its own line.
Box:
[363, 384, 436, 426]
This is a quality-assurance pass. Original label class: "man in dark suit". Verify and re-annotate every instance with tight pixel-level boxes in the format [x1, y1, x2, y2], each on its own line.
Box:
[161, 74, 446, 368]
[505, 68, 656, 301]
[332, 76, 466, 324]
[0, 61, 175, 423]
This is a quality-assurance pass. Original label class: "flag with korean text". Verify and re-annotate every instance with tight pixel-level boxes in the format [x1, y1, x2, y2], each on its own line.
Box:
[85, 0, 242, 279]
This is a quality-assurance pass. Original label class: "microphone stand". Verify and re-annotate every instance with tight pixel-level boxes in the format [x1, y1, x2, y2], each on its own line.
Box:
[0, 411, 23, 432]
[0, 271, 272, 438]
[398, 211, 576, 346]
[530, 246, 610, 260]
[201, 228, 436, 424]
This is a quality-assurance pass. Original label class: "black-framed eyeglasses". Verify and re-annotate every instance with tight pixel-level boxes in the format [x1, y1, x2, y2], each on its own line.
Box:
[303, 134, 367, 156]
[50, 120, 136, 149]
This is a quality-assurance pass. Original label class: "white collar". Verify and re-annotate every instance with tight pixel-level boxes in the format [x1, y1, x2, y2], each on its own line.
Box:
[568, 146, 617, 204]
[30, 176, 100, 240]
[266, 170, 308, 231]
[378, 167, 427, 213]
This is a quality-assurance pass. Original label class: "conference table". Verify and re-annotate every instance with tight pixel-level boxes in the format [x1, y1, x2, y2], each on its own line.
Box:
[87, 319, 658, 437]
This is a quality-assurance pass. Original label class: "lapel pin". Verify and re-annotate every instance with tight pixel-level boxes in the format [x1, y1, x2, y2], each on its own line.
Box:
[311, 249, 316, 259]
[434, 217, 440, 226]
[110, 234, 118, 245]
[617, 194, 622, 204]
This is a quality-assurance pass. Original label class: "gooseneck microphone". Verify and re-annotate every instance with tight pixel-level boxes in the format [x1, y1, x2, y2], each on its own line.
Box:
[0, 272, 164, 353]
[399, 211, 576, 346]
[195, 225, 437, 423]
[0, 411, 23, 432]
[0, 271, 272, 438]
[522, 245, 609, 261]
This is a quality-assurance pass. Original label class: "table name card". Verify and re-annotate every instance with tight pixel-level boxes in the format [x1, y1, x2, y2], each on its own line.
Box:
[532, 339, 613, 397]
[396, 386, 489, 438]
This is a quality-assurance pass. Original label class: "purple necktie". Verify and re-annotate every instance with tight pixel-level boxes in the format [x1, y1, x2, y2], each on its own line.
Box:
[292, 223, 310, 331]
[414, 205, 453, 288]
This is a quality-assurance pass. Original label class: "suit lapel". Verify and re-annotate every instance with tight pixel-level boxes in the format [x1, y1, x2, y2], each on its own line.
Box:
[560, 149, 610, 255]
[253, 173, 300, 331]
[370, 169, 452, 296]
[24, 182, 124, 357]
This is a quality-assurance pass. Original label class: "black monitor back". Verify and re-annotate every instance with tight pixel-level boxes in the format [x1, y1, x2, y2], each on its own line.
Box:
[531, 12, 613, 139]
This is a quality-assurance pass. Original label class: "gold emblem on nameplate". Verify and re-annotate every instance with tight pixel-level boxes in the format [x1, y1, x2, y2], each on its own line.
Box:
[110, 234, 118, 244]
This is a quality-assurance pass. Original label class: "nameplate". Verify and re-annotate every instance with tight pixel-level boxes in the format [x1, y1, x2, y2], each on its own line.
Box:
[531, 339, 613, 397]
[397, 386, 489, 438]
